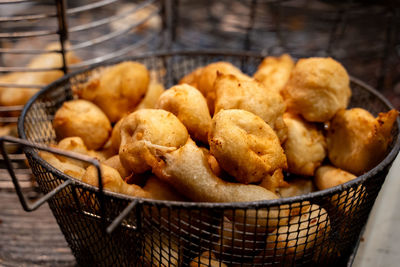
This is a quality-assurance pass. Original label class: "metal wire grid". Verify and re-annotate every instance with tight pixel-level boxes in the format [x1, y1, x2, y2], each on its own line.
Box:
[0, 0, 167, 192]
[15, 51, 400, 266]
[172, 0, 400, 95]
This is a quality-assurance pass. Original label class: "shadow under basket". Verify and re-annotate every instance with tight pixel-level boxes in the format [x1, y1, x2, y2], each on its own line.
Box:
[17, 50, 400, 267]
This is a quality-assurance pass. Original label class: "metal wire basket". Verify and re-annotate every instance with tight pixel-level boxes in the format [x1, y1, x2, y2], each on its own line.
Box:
[0, 0, 167, 195]
[7, 50, 399, 267]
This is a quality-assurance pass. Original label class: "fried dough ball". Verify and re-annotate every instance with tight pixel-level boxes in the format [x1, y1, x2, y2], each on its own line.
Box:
[214, 73, 287, 142]
[0, 42, 80, 107]
[283, 57, 351, 122]
[200, 147, 223, 177]
[179, 61, 251, 114]
[156, 84, 212, 143]
[39, 151, 86, 179]
[55, 137, 106, 168]
[263, 204, 330, 263]
[253, 54, 294, 94]
[314, 165, 356, 190]
[119, 109, 189, 174]
[258, 169, 287, 194]
[209, 109, 287, 184]
[145, 138, 278, 202]
[277, 177, 315, 198]
[326, 108, 398, 175]
[110, 116, 125, 154]
[283, 113, 326, 176]
[78, 61, 150, 122]
[83, 164, 151, 198]
[143, 176, 186, 201]
[53, 99, 112, 150]
[135, 81, 165, 110]
[103, 155, 131, 179]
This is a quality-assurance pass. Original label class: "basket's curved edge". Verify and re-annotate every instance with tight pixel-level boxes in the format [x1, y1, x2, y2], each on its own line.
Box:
[17, 49, 400, 209]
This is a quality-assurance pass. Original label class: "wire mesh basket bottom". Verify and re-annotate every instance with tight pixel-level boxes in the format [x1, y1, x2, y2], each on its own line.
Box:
[19, 51, 399, 267]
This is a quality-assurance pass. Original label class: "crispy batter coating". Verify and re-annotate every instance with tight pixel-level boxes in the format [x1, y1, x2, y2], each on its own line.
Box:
[277, 177, 315, 198]
[263, 204, 330, 263]
[253, 54, 295, 94]
[83, 164, 151, 198]
[78, 61, 150, 122]
[156, 84, 212, 144]
[143, 176, 186, 201]
[0, 42, 80, 107]
[39, 151, 86, 179]
[327, 108, 398, 175]
[200, 147, 223, 177]
[103, 155, 131, 179]
[147, 137, 279, 202]
[53, 99, 112, 150]
[55, 137, 106, 168]
[283, 113, 326, 176]
[314, 165, 356, 190]
[315, 165, 365, 216]
[209, 109, 287, 184]
[119, 109, 189, 174]
[135, 81, 165, 110]
[110, 116, 125, 154]
[283, 57, 351, 122]
[214, 73, 287, 142]
[179, 61, 251, 114]
[258, 169, 287, 194]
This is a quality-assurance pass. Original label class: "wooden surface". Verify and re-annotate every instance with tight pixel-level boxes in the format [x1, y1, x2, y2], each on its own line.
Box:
[0, 172, 76, 267]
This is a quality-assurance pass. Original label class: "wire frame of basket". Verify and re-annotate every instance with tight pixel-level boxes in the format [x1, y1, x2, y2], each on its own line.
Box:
[172, 0, 400, 96]
[0, 0, 168, 190]
[15, 51, 400, 267]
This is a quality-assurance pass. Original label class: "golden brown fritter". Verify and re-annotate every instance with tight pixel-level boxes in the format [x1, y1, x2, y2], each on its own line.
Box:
[263, 204, 330, 263]
[77, 61, 150, 122]
[156, 84, 212, 144]
[39, 151, 86, 180]
[258, 169, 287, 194]
[314, 165, 356, 190]
[110, 116, 125, 154]
[119, 109, 189, 174]
[0, 42, 80, 107]
[55, 136, 106, 168]
[103, 155, 131, 179]
[135, 81, 165, 110]
[142, 176, 187, 201]
[53, 99, 112, 150]
[277, 177, 315, 198]
[82, 164, 151, 198]
[209, 109, 287, 184]
[283, 57, 351, 122]
[283, 113, 326, 176]
[253, 54, 295, 94]
[214, 73, 287, 142]
[326, 108, 398, 175]
[145, 138, 279, 202]
[179, 61, 251, 114]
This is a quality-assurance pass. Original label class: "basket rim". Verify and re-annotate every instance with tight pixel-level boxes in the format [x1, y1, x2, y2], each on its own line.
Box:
[18, 49, 400, 208]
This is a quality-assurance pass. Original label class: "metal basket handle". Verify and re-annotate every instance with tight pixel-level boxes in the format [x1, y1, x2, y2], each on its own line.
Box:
[0, 135, 138, 234]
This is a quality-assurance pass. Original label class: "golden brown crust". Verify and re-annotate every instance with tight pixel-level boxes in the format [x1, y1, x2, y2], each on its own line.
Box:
[119, 109, 189, 174]
[147, 137, 279, 203]
[53, 100, 112, 150]
[209, 109, 287, 184]
[135, 81, 165, 110]
[214, 73, 287, 142]
[142, 176, 187, 201]
[326, 108, 398, 175]
[156, 84, 212, 144]
[277, 177, 315, 198]
[283, 113, 326, 176]
[314, 165, 356, 190]
[82, 164, 151, 198]
[283, 57, 351, 122]
[77, 61, 150, 122]
[253, 54, 294, 94]
[103, 155, 131, 179]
